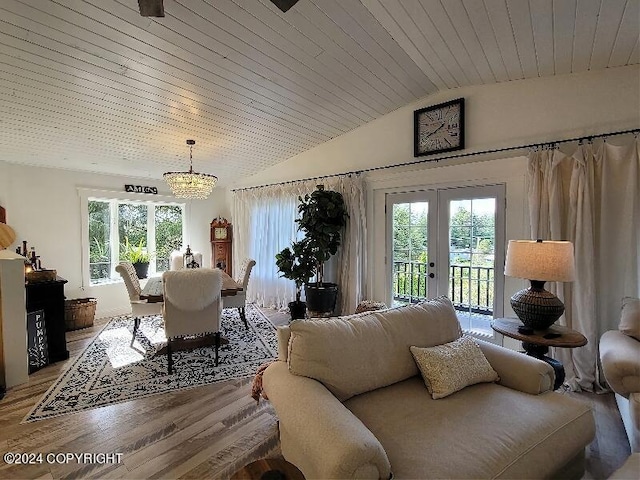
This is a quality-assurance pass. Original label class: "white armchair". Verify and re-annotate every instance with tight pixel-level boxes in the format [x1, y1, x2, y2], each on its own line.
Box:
[600, 297, 640, 452]
[162, 268, 223, 374]
[222, 258, 256, 329]
[169, 249, 203, 270]
[115, 262, 162, 339]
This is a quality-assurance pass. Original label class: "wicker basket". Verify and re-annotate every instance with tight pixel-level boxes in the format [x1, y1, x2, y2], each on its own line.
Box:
[64, 298, 97, 331]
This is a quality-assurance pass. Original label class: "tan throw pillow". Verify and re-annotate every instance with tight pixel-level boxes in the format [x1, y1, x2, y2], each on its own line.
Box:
[410, 336, 499, 399]
[619, 297, 640, 341]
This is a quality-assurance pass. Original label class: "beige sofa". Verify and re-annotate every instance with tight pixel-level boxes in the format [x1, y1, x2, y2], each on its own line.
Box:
[263, 296, 595, 479]
[600, 296, 640, 453]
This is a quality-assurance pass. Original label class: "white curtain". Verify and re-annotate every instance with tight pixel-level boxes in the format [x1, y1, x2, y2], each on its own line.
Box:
[232, 174, 367, 314]
[332, 174, 367, 315]
[527, 137, 640, 391]
[233, 184, 300, 309]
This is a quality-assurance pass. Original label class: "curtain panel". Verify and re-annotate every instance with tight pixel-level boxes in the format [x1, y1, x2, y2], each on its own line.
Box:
[232, 174, 367, 314]
[527, 137, 640, 391]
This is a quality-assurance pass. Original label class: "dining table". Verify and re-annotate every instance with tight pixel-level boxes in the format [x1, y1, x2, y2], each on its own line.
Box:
[140, 268, 243, 352]
[140, 268, 243, 302]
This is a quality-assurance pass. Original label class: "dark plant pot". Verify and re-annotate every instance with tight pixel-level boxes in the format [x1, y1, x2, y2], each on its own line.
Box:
[133, 262, 149, 279]
[288, 301, 307, 321]
[305, 283, 338, 317]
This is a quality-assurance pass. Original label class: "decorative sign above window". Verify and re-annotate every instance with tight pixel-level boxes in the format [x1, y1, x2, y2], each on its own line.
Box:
[414, 98, 465, 157]
[125, 185, 158, 195]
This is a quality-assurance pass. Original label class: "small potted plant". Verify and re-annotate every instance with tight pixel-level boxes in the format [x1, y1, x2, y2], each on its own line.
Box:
[277, 185, 348, 318]
[121, 237, 153, 279]
[276, 241, 315, 320]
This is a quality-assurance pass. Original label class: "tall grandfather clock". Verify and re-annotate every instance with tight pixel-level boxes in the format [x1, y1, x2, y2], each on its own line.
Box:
[210, 217, 232, 277]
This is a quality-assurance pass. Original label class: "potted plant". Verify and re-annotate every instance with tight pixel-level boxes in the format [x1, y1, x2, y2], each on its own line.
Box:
[121, 237, 153, 279]
[275, 240, 315, 320]
[277, 185, 348, 318]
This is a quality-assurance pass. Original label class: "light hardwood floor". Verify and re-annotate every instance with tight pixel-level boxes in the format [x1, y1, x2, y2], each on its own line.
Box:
[0, 308, 631, 479]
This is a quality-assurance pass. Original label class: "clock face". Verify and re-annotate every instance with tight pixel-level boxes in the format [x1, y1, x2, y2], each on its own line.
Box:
[414, 98, 465, 157]
[214, 227, 228, 240]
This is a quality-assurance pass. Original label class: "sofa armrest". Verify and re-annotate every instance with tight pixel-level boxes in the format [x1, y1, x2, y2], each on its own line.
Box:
[476, 339, 555, 394]
[601, 330, 640, 398]
[262, 361, 391, 480]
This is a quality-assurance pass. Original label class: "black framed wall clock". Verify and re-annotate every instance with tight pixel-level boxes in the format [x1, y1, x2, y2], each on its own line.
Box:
[414, 98, 465, 157]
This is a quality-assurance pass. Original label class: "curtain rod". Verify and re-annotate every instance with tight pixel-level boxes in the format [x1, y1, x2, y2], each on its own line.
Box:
[232, 127, 639, 192]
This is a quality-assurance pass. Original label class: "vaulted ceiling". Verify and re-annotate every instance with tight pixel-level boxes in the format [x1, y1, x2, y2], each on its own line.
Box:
[0, 0, 637, 185]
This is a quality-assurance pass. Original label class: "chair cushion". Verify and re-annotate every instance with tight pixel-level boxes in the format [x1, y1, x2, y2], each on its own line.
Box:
[116, 262, 142, 299]
[287, 296, 461, 401]
[344, 377, 595, 479]
[237, 258, 256, 287]
[410, 336, 499, 399]
[163, 269, 221, 311]
[620, 297, 640, 341]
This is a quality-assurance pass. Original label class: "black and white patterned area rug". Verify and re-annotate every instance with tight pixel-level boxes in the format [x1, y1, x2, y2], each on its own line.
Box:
[23, 305, 277, 423]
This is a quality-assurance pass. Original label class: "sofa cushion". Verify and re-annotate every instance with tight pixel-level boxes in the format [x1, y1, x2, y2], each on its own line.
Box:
[344, 377, 595, 479]
[287, 296, 461, 401]
[620, 297, 640, 341]
[600, 330, 640, 399]
[410, 336, 499, 399]
[610, 453, 640, 480]
[277, 326, 291, 361]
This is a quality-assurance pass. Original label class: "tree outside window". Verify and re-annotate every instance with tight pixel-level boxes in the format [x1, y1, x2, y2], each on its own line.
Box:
[88, 201, 111, 282]
[155, 205, 183, 271]
[88, 199, 184, 284]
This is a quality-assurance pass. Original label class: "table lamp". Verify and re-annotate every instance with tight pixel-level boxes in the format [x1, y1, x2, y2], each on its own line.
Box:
[504, 239, 575, 331]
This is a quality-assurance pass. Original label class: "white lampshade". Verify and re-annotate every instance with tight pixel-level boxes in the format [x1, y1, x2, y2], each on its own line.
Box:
[504, 240, 575, 282]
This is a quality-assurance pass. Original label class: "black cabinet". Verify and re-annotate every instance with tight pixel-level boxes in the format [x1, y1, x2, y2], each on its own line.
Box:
[25, 277, 69, 364]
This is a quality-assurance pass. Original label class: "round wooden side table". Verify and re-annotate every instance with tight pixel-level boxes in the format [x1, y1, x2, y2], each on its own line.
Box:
[491, 318, 588, 390]
[230, 458, 305, 480]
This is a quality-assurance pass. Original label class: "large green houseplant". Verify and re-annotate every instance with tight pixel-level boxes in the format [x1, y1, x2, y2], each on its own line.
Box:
[121, 237, 153, 279]
[276, 185, 348, 318]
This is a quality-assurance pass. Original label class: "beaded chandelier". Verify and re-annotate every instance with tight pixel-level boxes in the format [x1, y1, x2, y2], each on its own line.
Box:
[163, 140, 217, 199]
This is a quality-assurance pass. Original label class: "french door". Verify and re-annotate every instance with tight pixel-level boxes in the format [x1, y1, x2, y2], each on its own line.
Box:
[386, 184, 505, 337]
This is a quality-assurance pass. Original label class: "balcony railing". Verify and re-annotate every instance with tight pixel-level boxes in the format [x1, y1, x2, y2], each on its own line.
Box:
[393, 261, 494, 315]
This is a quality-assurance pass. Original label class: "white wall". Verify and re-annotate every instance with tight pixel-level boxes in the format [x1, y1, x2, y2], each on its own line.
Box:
[0, 162, 229, 318]
[228, 65, 639, 347]
[0, 252, 29, 387]
[0, 66, 637, 322]
[233, 65, 639, 189]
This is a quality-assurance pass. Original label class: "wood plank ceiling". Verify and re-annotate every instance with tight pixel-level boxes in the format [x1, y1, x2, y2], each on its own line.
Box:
[0, 0, 637, 185]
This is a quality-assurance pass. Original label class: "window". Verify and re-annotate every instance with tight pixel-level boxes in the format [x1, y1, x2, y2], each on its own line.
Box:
[86, 197, 185, 285]
[387, 184, 505, 340]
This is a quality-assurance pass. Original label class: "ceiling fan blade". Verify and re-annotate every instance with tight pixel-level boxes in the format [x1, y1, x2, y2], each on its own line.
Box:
[138, 0, 164, 17]
[270, 0, 300, 13]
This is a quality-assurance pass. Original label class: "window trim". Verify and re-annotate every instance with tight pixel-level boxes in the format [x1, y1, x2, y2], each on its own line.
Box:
[436, 184, 505, 343]
[385, 183, 506, 343]
[79, 188, 189, 287]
